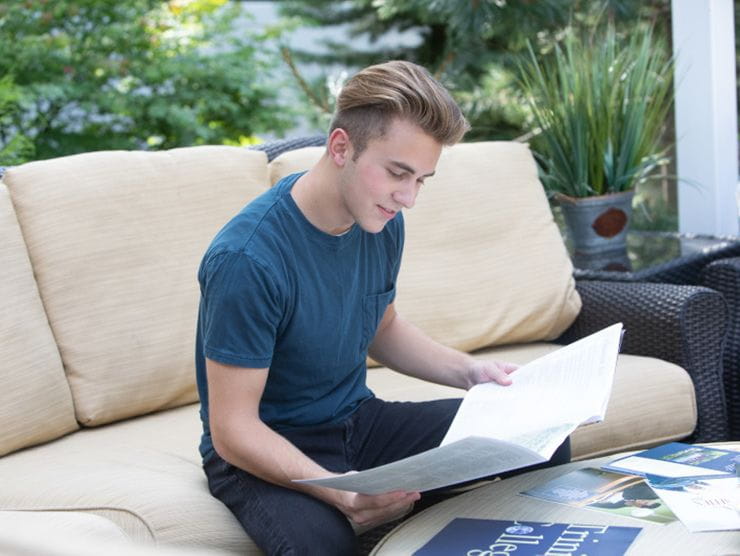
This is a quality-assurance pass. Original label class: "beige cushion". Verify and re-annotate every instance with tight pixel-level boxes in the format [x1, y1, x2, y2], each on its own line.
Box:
[0, 511, 231, 555]
[268, 146, 325, 186]
[0, 404, 256, 555]
[0, 184, 78, 456]
[3, 147, 269, 426]
[0, 511, 130, 544]
[367, 344, 696, 459]
[269, 142, 581, 352]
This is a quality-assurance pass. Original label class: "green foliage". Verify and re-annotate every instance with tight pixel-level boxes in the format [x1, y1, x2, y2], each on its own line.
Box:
[0, 0, 294, 161]
[0, 74, 34, 165]
[277, 0, 671, 140]
[516, 22, 674, 197]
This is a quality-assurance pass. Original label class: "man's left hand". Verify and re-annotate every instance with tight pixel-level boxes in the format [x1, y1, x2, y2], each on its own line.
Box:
[465, 359, 517, 389]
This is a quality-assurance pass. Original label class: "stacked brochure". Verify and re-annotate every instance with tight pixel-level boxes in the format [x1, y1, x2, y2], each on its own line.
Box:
[296, 323, 623, 494]
[601, 442, 740, 532]
[602, 442, 739, 479]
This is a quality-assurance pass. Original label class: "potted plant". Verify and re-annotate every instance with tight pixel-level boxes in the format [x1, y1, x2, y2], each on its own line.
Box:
[517, 22, 675, 253]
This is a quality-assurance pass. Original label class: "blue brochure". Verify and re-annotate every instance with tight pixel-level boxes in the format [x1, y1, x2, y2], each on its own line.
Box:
[413, 518, 641, 555]
[602, 442, 739, 479]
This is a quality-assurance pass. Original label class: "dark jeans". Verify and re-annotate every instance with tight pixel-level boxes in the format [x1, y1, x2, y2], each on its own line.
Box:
[203, 397, 571, 556]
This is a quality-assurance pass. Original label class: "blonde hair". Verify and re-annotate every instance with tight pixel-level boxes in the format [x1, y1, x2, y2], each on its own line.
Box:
[330, 61, 470, 158]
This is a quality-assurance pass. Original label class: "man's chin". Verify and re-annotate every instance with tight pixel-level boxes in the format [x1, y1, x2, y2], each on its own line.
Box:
[357, 219, 387, 234]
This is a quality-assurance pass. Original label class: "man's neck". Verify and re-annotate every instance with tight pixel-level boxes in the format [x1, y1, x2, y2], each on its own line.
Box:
[290, 156, 353, 236]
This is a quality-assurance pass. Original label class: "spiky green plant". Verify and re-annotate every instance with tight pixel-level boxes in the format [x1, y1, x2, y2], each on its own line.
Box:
[517, 23, 674, 198]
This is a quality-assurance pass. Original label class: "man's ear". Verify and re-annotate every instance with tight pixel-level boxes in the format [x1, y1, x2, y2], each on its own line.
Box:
[327, 128, 353, 167]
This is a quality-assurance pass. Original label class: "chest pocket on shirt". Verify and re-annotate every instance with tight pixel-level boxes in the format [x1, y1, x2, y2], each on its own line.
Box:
[361, 287, 396, 353]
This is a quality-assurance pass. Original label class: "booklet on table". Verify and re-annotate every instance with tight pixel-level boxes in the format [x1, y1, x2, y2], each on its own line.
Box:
[646, 474, 740, 532]
[413, 518, 641, 556]
[520, 467, 676, 524]
[602, 442, 739, 479]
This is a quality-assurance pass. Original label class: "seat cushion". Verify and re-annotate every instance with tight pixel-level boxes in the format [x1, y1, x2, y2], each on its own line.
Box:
[367, 344, 697, 459]
[0, 404, 256, 555]
[268, 141, 581, 353]
[0, 185, 78, 456]
[2, 147, 270, 426]
[0, 510, 230, 556]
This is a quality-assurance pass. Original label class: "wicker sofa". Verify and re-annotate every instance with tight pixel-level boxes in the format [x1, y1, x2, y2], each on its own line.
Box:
[0, 137, 729, 555]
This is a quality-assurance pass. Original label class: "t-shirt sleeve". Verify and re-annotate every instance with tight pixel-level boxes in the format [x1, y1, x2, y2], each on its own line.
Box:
[198, 250, 282, 369]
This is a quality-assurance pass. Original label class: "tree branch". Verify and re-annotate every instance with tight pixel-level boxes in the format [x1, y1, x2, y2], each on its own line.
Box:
[281, 46, 331, 114]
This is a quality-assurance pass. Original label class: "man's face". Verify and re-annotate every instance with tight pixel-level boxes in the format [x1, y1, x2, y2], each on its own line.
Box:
[338, 118, 442, 234]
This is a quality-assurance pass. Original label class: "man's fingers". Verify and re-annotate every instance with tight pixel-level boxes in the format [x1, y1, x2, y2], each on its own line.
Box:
[494, 366, 514, 385]
[348, 491, 420, 527]
[356, 490, 419, 508]
[502, 362, 518, 374]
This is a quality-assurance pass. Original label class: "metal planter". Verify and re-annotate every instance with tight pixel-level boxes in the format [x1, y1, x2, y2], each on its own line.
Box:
[557, 190, 635, 254]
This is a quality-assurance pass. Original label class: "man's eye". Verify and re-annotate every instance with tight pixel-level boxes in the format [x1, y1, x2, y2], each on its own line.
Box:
[387, 169, 405, 179]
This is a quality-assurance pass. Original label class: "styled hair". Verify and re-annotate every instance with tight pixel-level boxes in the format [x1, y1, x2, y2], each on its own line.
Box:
[329, 60, 470, 158]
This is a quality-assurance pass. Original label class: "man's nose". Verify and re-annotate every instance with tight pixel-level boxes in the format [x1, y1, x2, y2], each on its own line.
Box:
[392, 182, 417, 209]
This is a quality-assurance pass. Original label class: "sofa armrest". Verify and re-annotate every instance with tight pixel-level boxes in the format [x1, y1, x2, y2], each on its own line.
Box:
[701, 256, 740, 439]
[557, 280, 729, 442]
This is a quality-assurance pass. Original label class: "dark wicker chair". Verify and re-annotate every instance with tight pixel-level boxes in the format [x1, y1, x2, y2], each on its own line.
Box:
[591, 240, 740, 443]
[557, 280, 728, 442]
[701, 257, 740, 440]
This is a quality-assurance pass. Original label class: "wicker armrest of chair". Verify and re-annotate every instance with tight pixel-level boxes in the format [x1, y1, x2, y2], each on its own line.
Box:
[701, 257, 740, 439]
[251, 135, 326, 162]
[557, 280, 729, 442]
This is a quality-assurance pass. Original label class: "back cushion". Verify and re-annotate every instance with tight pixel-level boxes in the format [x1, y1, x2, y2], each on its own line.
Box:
[3, 147, 269, 426]
[268, 141, 581, 351]
[0, 185, 78, 455]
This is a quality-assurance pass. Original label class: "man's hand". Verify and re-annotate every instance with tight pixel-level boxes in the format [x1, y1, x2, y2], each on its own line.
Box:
[334, 489, 420, 528]
[465, 359, 517, 389]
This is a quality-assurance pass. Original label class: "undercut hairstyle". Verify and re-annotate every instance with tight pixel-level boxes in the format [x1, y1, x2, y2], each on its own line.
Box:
[329, 60, 470, 159]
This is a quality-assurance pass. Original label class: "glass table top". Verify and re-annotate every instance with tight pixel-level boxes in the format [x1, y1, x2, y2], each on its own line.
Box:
[563, 230, 740, 277]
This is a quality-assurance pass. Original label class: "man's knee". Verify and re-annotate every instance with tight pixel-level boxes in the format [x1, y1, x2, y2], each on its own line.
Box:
[204, 454, 358, 555]
[280, 517, 358, 556]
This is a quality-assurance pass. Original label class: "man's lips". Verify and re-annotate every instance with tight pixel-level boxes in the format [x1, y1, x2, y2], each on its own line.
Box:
[378, 205, 397, 218]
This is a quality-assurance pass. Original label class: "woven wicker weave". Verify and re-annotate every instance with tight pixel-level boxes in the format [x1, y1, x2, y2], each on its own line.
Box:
[558, 280, 729, 442]
[251, 135, 326, 162]
[701, 257, 740, 440]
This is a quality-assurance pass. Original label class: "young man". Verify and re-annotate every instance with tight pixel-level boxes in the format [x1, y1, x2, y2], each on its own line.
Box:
[196, 61, 569, 555]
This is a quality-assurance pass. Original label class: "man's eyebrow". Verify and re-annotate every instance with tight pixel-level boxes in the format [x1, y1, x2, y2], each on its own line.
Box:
[390, 160, 436, 178]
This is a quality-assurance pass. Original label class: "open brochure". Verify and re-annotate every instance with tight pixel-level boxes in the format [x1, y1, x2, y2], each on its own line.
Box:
[294, 323, 624, 494]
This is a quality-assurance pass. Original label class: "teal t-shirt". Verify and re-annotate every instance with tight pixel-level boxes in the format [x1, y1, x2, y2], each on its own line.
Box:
[195, 173, 403, 459]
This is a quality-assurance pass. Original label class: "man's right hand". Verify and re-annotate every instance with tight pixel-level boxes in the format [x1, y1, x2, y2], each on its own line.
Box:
[334, 489, 420, 528]
[207, 359, 420, 529]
